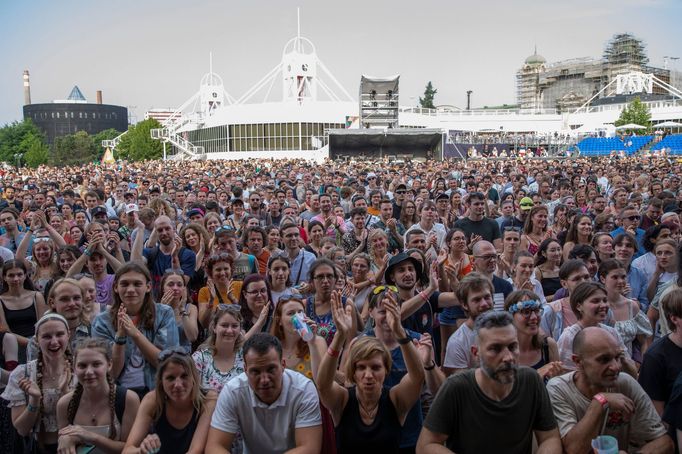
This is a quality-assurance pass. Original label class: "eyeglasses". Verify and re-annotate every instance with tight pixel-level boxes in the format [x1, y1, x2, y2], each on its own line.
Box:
[395, 190, 405, 195]
[623, 215, 641, 222]
[215, 226, 234, 233]
[33, 237, 51, 243]
[245, 288, 268, 296]
[504, 226, 522, 232]
[158, 346, 190, 362]
[474, 254, 498, 261]
[313, 273, 335, 281]
[518, 307, 543, 318]
[372, 285, 398, 295]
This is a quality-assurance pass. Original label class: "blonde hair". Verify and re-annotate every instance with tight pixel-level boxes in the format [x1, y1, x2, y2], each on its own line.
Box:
[201, 306, 245, 355]
[47, 278, 90, 327]
[345, 336, 391, 385]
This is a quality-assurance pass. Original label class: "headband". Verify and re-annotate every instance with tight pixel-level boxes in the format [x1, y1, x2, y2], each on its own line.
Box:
[507, 299, 542, 315]
[35, 312, 70, 332]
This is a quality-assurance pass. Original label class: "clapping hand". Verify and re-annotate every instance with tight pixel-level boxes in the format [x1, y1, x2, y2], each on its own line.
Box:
[331, 290, 353, 340]
[383, 292, 406, 338]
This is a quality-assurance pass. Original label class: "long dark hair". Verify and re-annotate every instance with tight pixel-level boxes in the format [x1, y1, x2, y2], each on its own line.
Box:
[238, 274, 273, 324]
[1, 259, 36, 293]
[109, 262, 156, 331]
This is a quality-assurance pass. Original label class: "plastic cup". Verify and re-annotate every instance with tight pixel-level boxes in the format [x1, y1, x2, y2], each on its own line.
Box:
[591, 435, 618, 454]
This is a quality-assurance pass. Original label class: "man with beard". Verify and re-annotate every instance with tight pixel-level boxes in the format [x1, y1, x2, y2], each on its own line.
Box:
[417, 311, 560, 454]
[442, 273, 493, 376]
[547, 327, 672, 454]
[311, 193, 347, 239]
[132, 215, 196, 298]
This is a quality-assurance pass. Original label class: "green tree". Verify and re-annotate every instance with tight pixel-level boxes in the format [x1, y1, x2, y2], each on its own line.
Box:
[52, 131, 98, 166]
[615, 97, 651, 130]
[92, 128, 122, 160]
[116, 118, 164, 161]
[419, 81, 437, 109]
[21, 134, 49, 168]
[0, 119, 47, 163]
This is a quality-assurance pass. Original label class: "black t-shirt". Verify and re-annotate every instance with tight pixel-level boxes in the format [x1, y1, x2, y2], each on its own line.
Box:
[638, 335, 682, 404]
[453, 217, 501, 243]
[423, 367, 557, 454]
[403, 292, 440, 337]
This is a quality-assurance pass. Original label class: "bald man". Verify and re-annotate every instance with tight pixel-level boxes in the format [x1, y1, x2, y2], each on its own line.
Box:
[132, 215, 196, 297]
[546, 327, 672, 454]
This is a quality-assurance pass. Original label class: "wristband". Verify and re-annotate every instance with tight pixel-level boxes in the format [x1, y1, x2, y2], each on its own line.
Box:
[593, 393, 609, 409]
[114, 336, 128, 345]
[327, 347, 340, 358]
[424, 361, 436, 371]
[84, 249, 93, 257]
[27, 403, 38, 413]
[397, 335, 412, 345]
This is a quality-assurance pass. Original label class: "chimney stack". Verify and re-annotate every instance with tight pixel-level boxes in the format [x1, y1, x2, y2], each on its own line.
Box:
[96, 90, 102, 104]
[23, 70, 31, 105]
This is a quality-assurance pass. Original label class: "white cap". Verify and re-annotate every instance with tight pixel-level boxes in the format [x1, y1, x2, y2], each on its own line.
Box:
[125, 203, 139, 214]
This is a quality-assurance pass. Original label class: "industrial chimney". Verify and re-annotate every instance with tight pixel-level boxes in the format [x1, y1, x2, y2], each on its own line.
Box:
[96, 90, 102, 104]
[23, 70, 31, 105]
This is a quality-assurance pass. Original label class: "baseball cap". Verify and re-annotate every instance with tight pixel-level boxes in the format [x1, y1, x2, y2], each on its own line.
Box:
[125, 203, 139, 214]
[519, 197, 534, 211]
[91, 206, 108, 217]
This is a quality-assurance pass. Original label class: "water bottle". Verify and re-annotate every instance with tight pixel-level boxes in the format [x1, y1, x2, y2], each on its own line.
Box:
[292, 313, 313, 342]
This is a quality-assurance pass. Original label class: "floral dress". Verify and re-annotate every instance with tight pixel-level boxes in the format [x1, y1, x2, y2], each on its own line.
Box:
[192, 348, 245, 393]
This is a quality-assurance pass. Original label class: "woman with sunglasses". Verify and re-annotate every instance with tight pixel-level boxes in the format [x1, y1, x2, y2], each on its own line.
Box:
[238, 274, 274, 337]
[598, 259, 653, 361]
[0, 260, 47, 362]
[18, 214, 66, 294]
[92, 263, 179, 399]
[534, 238, 563, 302]
[160, 271, 198, 353]
[318, 291, 424, 453]
[56, 338, 140, 454]
[562, 214, 594, 261]
[520, 205, 550, 257]
[504, 290, 562, 381]
[198, 254, 236, 330]
[192, 305, 245, 392]
[123, 349, 217, 454]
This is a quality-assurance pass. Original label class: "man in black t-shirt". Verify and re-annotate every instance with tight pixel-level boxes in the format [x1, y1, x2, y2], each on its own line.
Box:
[417, 311, 560, 453]
[453, 192, 501, 250]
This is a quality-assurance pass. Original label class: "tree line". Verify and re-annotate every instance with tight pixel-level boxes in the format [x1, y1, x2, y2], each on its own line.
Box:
[0, 118, 165, 168]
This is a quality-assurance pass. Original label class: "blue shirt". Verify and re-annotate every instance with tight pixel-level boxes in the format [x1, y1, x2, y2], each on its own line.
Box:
[143, 247, 196, 298]
[610, 227, 646, 259]
[92, 303, 179, 390]
[627, 265, 650, 312]
[290, 248, 316, 286]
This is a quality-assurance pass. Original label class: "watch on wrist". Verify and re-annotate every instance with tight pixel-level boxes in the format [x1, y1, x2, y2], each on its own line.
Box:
[397, 335, 412, 345]
[114, 335, 128, 345]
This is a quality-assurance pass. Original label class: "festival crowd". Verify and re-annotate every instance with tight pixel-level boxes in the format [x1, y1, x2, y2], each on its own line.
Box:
[0, 156, 679, 453]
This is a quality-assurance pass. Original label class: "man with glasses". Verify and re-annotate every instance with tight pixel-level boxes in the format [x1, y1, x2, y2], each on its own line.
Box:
[248, 191, 271, 227]
[281, 222, 316, 287]
[207, 333, 322, 454]
[392, 183, 407, 219]
[471, 240, 513, 311]
[611, 205, 646, 259]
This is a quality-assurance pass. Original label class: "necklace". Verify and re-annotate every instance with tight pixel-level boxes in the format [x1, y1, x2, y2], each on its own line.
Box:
[358, 399, 379, 420]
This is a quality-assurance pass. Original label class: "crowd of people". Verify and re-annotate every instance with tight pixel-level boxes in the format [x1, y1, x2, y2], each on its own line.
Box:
[0, 155, 679, 453]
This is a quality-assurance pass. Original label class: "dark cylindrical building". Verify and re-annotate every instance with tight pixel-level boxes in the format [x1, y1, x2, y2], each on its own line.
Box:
[23, 102, 128, 145]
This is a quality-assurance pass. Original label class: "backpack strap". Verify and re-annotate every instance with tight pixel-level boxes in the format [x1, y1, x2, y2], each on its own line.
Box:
[114, 385, 127, 423]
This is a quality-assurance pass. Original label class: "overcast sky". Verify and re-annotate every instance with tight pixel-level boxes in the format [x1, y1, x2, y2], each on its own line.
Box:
[1, 0, 681, 126]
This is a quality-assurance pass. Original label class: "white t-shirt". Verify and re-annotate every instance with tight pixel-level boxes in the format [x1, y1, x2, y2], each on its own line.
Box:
[547, 372, 666, 452]
[557, 323, 626, 370]
[443, 323, 476, 369]
[211, 369, 321, 454]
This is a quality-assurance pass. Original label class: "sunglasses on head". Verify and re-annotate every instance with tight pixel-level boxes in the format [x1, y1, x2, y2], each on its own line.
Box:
[158, 346, 190, 362]
[372, 285, 398, 295]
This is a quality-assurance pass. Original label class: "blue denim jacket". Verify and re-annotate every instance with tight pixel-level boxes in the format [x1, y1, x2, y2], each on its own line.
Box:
[92, 303, 179, 390]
